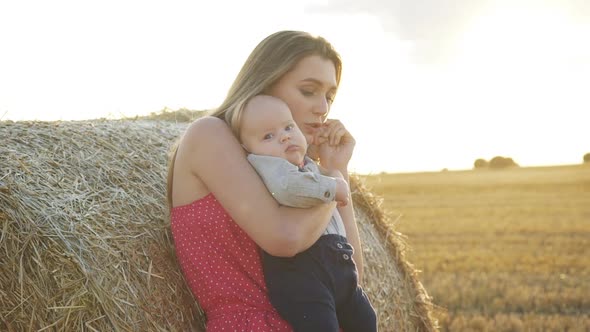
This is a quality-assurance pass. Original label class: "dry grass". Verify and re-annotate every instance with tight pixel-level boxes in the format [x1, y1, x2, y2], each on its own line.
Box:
[1, 119, 436, 331]
[350, 175, 438, 330]
[1, 120, 205, 331]
[363, 165, 590, 331]
[122, 107, 207, 123]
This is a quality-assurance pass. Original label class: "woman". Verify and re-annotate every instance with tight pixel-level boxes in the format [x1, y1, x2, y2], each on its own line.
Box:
[168, 30, 363, 331]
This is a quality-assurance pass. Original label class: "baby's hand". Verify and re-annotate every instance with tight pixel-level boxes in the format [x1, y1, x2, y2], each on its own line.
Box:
[321, 168, 349, 206]
[334, 177, 349, 206]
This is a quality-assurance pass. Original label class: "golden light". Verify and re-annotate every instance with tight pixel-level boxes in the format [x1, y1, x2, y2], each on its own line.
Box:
[453, 4, 576, 68]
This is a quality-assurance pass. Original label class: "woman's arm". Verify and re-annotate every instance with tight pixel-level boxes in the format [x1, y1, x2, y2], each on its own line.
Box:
[312, 119, 364, 282]
[337, 170, 364, 283]
[176, 116, 335, 257]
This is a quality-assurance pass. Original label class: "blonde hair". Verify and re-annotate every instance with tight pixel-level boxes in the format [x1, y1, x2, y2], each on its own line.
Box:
[167, 31, 342, 209]
[227, 95, 291, 144]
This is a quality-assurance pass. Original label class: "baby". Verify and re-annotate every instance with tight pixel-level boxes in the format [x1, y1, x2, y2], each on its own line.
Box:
[231, 94, 377, 332]
[237, 94, 350, 210]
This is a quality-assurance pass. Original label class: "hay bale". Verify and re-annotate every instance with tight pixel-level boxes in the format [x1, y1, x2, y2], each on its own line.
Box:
[350, 176, 438, 330]
[0, 120, 437, 331]
[1, 120, 204, 331]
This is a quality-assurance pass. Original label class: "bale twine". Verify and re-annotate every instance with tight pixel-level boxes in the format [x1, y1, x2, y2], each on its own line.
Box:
[0, 120, 437, 331]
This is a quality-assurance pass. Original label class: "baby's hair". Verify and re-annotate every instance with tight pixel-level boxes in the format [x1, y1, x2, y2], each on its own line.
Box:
[226, 94, 281, 142]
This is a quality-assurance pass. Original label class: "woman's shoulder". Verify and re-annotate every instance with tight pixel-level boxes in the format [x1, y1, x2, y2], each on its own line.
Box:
[173, 116, 233, 206]
[181, 116, 232, 145]
[177, 115, 244, 167]
[186, 115, 227, 134]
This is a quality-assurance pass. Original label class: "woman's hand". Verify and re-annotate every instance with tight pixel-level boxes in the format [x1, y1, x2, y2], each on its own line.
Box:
[307, 119, 355, 174]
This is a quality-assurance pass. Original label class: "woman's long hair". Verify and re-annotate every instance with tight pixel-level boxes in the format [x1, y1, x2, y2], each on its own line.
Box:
[166, 31, 342, 210]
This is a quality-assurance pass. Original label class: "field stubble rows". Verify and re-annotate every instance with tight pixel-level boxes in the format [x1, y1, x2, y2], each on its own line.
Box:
[362, 165, 590, 331]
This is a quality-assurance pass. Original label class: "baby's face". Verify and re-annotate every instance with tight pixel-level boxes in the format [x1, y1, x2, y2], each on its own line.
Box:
[240, 97, 307, 165]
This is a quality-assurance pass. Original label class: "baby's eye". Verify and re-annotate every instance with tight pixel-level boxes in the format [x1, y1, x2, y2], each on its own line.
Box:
[285, 124, 294, 131]
[263, 133, 274, 140]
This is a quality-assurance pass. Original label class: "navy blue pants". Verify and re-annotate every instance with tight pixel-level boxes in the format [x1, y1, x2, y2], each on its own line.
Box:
[262, 234, 377, 332]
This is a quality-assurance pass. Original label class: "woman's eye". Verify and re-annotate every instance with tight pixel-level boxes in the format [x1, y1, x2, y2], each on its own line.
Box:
[300, 90, 314, 96]
[326, 95, 335, 104]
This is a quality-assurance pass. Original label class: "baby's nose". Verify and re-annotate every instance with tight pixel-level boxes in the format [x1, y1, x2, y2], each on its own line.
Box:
[280, 132, 291, 143]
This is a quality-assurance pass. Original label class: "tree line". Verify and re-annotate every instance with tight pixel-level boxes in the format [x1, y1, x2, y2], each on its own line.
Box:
[474, 153, 590, 169]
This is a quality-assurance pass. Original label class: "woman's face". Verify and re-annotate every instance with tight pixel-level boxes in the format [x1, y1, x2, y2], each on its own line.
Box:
[266, 55, 338, 144]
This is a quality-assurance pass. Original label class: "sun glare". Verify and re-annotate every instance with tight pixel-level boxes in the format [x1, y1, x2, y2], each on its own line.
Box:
[2, 1, 587, 173]
[454, 4, 577, 68]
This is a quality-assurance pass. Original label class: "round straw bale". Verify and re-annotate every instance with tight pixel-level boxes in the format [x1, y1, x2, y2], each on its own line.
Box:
[0, 120, 437, 331]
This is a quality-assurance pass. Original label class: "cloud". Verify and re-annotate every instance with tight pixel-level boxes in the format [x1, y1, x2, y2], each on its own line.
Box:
[305, 0, 589, 64]
[305, 0, 487, 63]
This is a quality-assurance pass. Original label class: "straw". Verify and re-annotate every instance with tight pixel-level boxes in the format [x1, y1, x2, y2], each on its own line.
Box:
[0, 119, 436, 331]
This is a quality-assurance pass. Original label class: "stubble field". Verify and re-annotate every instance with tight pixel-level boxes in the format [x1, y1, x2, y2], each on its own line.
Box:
[361, 165, 590, 331]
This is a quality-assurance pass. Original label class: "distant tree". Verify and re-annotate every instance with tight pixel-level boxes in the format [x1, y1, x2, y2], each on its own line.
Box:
[506, 157, 518, 167]
[584, 153, 590, 163]
[489, 156, 519, 169]
[474, 158, 488, 169]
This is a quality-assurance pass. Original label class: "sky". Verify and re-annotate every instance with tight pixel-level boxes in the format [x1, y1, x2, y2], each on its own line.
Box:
[1, 0, 589, 174]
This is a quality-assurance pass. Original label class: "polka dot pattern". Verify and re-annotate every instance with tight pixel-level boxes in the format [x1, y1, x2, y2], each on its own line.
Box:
[171, 193, 292, 331]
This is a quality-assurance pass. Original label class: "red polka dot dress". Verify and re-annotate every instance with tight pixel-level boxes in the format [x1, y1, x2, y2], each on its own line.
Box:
[171, 193, 292, 331]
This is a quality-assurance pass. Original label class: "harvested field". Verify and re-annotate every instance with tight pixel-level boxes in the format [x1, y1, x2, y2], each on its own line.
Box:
[363, 165, 590, 331]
